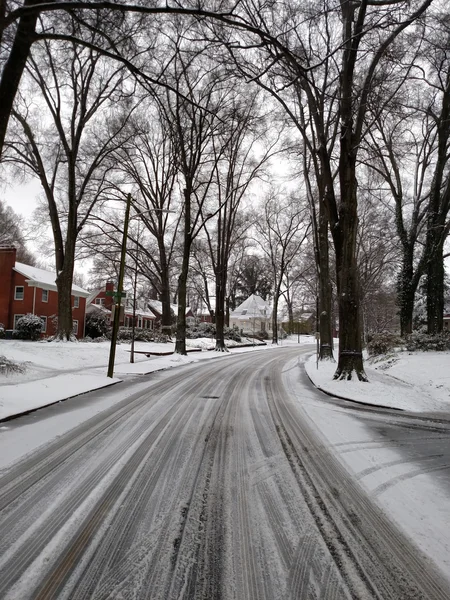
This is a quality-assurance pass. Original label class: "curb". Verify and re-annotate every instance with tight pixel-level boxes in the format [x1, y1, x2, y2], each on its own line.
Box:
[303, 364, 404, 412]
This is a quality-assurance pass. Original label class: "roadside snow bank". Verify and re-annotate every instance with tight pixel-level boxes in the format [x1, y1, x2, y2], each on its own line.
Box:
[0, 374, 121, 421]
[305, 351, 450, 413]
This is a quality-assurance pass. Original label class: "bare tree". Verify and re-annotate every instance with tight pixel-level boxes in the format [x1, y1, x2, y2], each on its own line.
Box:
[202, 89, 278, 351]
[5, 33, 133, 339]
[155, 28, 241, 354]
[209, 0, 434, 378]
[255, 189, 310, 344]
[113, 104, 182, 335]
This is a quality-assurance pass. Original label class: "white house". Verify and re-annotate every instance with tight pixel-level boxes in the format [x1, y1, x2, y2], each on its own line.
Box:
[230, 294, 272, 335]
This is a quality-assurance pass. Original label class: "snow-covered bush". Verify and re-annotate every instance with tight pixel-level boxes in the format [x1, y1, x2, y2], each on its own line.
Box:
[225, 326, 241, 342]
[14, 314, 43, 341]
[254, 329, 269, 340]
[367, 333, 403, 356]
[186, 322, 216, 339]
[405, 332, 450, 352]
[0, 355, 25, 375]
[85, 312, 111, 339]
[117, 327, 157, 342]
[186, 322, 242, 342]
[0, 323, 4, 339]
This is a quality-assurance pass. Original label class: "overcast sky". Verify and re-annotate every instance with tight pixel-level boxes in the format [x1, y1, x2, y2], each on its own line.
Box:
[3, 179, 41, 219]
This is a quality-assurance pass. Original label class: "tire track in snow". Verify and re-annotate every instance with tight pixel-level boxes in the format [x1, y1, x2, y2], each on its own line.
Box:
[0, 347, 449, 599]
[268, 362, 450, 599]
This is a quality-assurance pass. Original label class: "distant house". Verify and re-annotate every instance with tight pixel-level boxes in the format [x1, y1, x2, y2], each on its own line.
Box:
[147, 299, 195, 328]
[197, 305, 214, 323]
[444, 314, 450, 331]
[230, 294, 272, 335]
[0, 246, 89, 339]
[87, 281, 156, 330]
[294, 312, 316, 334]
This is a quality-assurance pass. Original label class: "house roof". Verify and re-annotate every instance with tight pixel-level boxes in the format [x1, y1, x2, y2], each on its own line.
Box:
[14, 262, 90, 297]
[86, 287, 103, 305]
[231, 294, 272, 319]
[147, 299, 193, 317]
[299, 312, 314, 322]
[87, 302, 155, 319]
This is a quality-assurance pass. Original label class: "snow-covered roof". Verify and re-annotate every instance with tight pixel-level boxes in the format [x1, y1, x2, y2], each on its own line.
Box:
[86, 303, 111, 315]
[299, 312, 314, 322]
[231, 294, 272, 320]
[86, 287, 103, 305]
[14, 262, 90, 297]
[132, 304, 156, 319]
[147, 299, 192, 317]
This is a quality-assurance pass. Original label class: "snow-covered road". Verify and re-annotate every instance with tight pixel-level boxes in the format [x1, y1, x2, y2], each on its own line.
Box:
[0, 347, 449, 599]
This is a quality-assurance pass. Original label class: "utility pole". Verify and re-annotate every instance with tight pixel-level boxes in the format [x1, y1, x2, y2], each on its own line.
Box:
[107, 193, 131, 378]
[130, 222, 140, 364]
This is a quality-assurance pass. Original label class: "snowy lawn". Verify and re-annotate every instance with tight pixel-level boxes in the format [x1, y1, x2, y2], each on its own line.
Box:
[305, 349, 450, 413]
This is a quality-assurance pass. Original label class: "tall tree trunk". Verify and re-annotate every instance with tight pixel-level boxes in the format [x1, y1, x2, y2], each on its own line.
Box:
[53, 161, 77, 341]
[318, 201, 334, 360]
[397, 257, 416, 336]
[55, 251, 75, 340]
[272, 294, 279, 344]
[426, 237, 445, 334]
[225, 296, 230, 327]
[158, 244, 172, 337]
[286, 298, 294, 334]
[215, 273, 227, 352]
[175, 187, 191, 355]
[334, 152, 367, 379]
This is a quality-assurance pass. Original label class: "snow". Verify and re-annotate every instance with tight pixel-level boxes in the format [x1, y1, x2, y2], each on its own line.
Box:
[0, 374, 121, 420]
[305, 348, 450, 413]
[1, 337, 449, 587]
[0, 337, 275, 421]
[14, 262, 90, 296]
[2, 337, 450, 422]
[286, 351, 450, 583]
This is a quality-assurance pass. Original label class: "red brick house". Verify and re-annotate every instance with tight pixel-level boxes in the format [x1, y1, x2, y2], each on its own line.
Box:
[0, 246, 90, 339]
[86, 281, 156, 330]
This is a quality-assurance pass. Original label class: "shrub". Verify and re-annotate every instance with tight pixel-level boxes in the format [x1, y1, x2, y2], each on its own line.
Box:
[0, 323, 4, 339]
[85, 312, 111, 339]
[116, 327, 164, 343]
[186, 322, 216, 339]
[224, 326, 241, 342]
[14, 313, 43, 341]
[186, 323, 242, 342]
[254, 329, 269, 340]
[367, 332, 403, 356]
[0, 355, 25, 375]
[405, 332, 450, 352]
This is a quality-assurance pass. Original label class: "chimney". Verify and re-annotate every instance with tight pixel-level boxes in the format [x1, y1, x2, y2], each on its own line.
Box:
[0, 246, 17, 328]
[104, 280, 115, 310]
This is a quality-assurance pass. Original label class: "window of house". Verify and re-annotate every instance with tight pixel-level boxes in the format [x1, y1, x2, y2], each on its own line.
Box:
[73, 320, 78, 335]
[74, 296, 79, 308]
[95, 298, 105, 305]
[138, 317, 142, 328]
[13, 314, 24, 329]
[14, 286, 24, 300]
[42, 289, 48, 302]
[40, 316, 47, 332]
[241, 309, 247, 315]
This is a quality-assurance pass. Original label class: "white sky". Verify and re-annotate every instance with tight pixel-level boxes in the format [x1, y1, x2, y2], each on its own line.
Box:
[3, 179, 42, 219]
